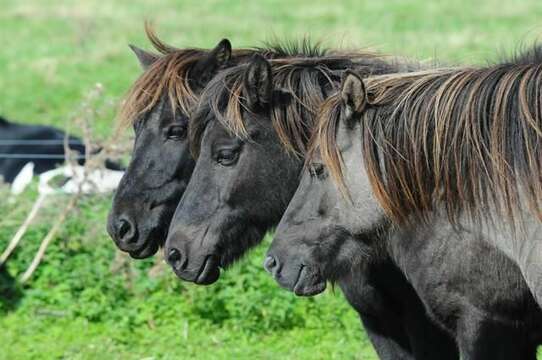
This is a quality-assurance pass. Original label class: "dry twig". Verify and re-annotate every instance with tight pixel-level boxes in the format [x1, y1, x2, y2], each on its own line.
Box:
[0, 193, 47, 266]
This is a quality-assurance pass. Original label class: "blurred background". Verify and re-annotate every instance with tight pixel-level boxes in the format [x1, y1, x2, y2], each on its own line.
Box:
[1, 0, 542, 358]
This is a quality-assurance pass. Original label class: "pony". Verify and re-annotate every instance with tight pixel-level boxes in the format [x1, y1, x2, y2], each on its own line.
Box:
[165, 54, 458, 359]
[294, 45, 542, 306]
[266, 68, 542, 358]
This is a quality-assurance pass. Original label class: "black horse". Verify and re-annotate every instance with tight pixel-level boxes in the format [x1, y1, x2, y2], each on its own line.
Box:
[165, 54, 458, 359]
[266, 70, 542, 359]
[0, 116, 122, 185]
[0, 116, 81, 183]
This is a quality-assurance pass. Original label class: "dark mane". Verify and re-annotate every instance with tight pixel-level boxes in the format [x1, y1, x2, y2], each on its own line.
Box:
[190, 52, 419, 158]
[314, 45, 542, 224]
[499, 43, 542, 66]
[261, 38, 329, 58]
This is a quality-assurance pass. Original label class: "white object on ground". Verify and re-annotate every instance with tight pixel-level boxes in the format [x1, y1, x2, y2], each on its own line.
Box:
[11, 162, 35, 195]
[38, 165, 124, 195]
[10, 164, 124, 195]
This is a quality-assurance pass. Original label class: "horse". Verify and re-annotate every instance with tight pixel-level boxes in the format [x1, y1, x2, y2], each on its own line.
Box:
[282, 45, 542, 307]
[107, 25, 336, 258]
[265, 67, 542, 359]
[165, 54, 458, 359]
[0, 116, 122, 185]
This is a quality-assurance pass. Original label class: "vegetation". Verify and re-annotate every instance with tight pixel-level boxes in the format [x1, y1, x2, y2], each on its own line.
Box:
[1, 0, 542, 358]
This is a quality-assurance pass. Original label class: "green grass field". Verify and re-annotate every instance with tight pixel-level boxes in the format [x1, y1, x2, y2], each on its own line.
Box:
[1, 0, 542, 359]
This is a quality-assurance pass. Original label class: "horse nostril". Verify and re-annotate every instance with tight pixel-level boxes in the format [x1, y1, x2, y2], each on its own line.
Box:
[167, 248, 183, 270]
[264, 256, 279, 274]
[168, 248, 180, 262]
[117, 218, 135, 243]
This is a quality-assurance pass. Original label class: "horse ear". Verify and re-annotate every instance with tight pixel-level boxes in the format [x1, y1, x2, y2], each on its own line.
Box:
[191, 39, 232, 87]
[340, 70, 367, 115]
[129, 44, 159, 70]
[244, 54, 273, 110]
[209, 38, 232, 67]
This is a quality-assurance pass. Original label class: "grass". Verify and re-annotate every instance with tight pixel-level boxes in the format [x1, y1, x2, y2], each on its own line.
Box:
[0, 191, 371, 359]
[1, 0, 542, 359]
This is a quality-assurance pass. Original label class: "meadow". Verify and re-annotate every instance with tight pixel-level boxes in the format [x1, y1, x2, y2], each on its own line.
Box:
[1, 0, 542, 358]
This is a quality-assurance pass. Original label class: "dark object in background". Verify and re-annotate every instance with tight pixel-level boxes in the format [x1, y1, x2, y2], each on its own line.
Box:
[0, 264, 22, 312]
[0, 116, 122, 184]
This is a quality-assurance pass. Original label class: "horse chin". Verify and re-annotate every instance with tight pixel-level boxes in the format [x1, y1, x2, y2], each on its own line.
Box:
[169, 254, 221, 285]
[194, 255, 221, 285]
[170, 221, 265, 284]
[293, 266, 327, 296]
[129, 241, 160, 259]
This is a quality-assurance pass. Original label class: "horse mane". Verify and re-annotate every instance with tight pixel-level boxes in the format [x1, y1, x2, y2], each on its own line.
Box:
[118, 24, 263, 128]
[189, 50, 416, 158]
[261, 38, 329, 58]
[117, 25, 344, 129]
[499, 43, 542, 66]
[314, 45, 542, 225]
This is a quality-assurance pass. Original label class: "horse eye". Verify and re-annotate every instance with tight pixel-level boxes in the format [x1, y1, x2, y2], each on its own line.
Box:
[309, 163, 326, 179]
[217, 148, 239, 166]
[166, 125, 187, 140]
